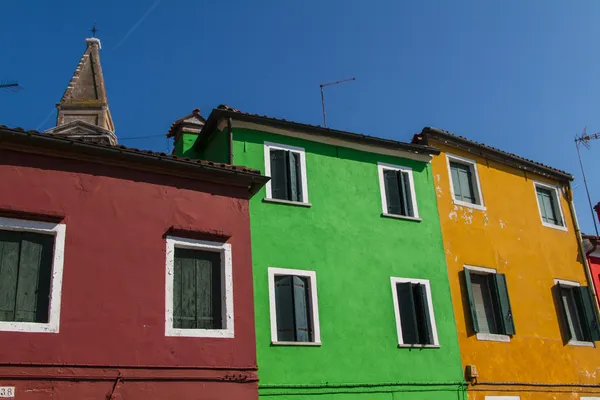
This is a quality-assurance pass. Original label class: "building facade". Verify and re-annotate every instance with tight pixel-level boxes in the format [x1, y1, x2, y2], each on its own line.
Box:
[414, 127, 600, 400]
[0, 38, 268, 400]
[173, 105, 466, 400]
[583, 203, 600, 309]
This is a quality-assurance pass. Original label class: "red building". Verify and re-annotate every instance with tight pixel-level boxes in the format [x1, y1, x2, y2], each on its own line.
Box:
[0, 37, 267, 400]
[583, 203, 600, 309]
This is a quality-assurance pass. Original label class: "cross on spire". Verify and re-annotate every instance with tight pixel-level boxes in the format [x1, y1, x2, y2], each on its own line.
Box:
[90, 22, 99, 37]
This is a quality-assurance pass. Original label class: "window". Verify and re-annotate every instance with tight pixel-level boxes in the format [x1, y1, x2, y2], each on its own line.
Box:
[534, 182, 566, 230]
[165, 236, 233, 338]
[264, 142, 309, 204]
[554, 279, 600, 345]
[464, 266, 515, 341]
[268, 267, 320, 345]
[446, 154, 484, 209]
[391, 277, 439, 347]
[0, 217, 66, 333]
[378, 163, 419, 219]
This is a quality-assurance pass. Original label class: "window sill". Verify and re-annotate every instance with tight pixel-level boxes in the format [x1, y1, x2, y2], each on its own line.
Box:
[0, 321, 59, 333]
[381, 213, 422, 222]
[452, 199, 486, 211]
[271, 341, 322, 346]
[166, 328, 235, 338]
[567, 340, 595, 347]
[398, 344, 440, 349]
[263, 198, 312, 208]
[476, 333, 510, 342]
[541, 222, 568, 232]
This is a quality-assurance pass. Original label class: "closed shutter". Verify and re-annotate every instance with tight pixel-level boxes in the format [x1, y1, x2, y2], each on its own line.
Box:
[0, 231, 21, 321]
[275, 275, 295, 341]
[288, 151, 303, 202]
[384, 170, 402, 215]
[292, 276, 312, 342]
[537, 187, 560, 225]
[413, 284, 433, 344]
[396, 282, 420, 344]
[399, 172, 414, 217]
[450, 162, 476, 204]
[463, 269, 480, 333]
[575, 286, 600, 342]
[492, 273, 515, 335]
[270, 149, 289, 200]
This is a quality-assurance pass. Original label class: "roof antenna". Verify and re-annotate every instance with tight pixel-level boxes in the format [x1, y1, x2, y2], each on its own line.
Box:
[575, 126, 599, 236]
[319, 77, 355, 128]
[90, 21, 99, 37]
[0, 81, 23, 92]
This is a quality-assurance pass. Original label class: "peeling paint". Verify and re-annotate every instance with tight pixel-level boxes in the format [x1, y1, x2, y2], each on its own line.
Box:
[448, 210, 458, 221]
[499, 219, 506, 228]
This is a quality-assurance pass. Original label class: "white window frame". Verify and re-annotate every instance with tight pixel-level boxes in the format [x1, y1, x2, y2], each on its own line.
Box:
[581, 398, 600, 400]
[446, 153, 486, 211]
[0, 217, 66, 333]
[390, 277, 439, 347]
[554, 278, 595, 347]
[165, 236, 234, 338]
[268, 267, 321, 346]
[264, 142, 309, 205]
[485, 397, 520, 400]
[533, 181, 568, 231]
[464, 265, 511, 343]
[377, 162, 420, 221]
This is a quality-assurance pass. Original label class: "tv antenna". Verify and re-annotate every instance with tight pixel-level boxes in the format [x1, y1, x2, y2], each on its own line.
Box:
[319, 77, 355, 128]
[575, 126, 599, 236]
[0, 81, 23, 92]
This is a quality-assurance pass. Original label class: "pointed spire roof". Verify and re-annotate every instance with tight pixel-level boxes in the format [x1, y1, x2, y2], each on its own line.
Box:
[45, 37, 117, 145]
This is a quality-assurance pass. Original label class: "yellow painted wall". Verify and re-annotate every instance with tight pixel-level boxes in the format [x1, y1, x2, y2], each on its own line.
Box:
[429, 140, 600, 399]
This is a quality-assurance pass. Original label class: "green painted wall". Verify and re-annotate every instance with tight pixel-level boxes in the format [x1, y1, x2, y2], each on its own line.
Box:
[175, 132, 202, 159]
[189, 127, 465, 400]
[199, 128, 229, 164]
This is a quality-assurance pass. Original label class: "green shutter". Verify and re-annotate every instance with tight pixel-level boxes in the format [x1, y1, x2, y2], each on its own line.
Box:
[270, 149, 289, 200]
[575, 286, 600, 342]
[288, 151, 303, 202]
[450, 163, 463, 201]
[0, 231, 20, 321]
[398, 172, 414, 217]
[292, 276, 311, 342]
[492, 273, 515, 335]
[396, 282, 420, 344]
[463, 269, 480, 333]
[537, 187, 561, 225]
[414, 283, 433, 344]
[275, 275, 295, 341]
[450, 162, 476, 204]
[384, 170, 402, 215]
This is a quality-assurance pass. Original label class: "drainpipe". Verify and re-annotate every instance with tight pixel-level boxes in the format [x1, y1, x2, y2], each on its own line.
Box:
[566, 182, 600, 318]
[227, 117, 233, 165]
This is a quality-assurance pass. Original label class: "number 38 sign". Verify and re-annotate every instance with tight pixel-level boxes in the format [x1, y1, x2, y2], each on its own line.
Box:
[0, 387, 15, 399]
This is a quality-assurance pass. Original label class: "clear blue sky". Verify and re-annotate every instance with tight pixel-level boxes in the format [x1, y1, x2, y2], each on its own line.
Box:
[1, 0, 599, 233]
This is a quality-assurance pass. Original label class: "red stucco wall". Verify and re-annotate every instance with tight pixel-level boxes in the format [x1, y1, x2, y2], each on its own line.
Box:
[589, 255, 600, 308]
[0, 149, 258, 399]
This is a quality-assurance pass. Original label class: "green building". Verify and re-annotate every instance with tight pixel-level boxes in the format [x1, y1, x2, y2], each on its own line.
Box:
[170, 105, 466, 400]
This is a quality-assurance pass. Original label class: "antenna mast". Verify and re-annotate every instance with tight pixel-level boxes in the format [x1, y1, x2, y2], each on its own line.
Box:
[319, 77, 355, 128]
[575, 127, 600, 236]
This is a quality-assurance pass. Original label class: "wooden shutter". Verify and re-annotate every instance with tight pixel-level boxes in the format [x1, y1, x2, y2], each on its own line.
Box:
[270, 149, 289, 200]
[450, 162, 476, 204]
[492, 273, 515, 335]
[384, 170, 402, 215]
[275, 275, 295, 341]
[537, 187, 561, 225]
[450, 162, 463, 201]
[414, 283, 433, 344]
[288, 151, 303, 202]
[399, 172, 414, 217]
[556, 283, 577, 341]
[463, 269, 480, 333]
[396, 282, 420, 344]
[292, 276, 312, 342]
[575, 286, 600, 342]
[0, 231, 21, 321]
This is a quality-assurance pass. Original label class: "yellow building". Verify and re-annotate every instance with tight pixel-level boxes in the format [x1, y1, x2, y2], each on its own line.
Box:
[414, 127, 600, 400]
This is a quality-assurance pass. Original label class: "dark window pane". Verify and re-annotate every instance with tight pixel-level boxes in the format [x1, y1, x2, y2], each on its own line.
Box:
[275, 274, 313, 342]
[384, 170, 402, 215]
[270, 149, 289, 200]
[396, 282, 419, 344]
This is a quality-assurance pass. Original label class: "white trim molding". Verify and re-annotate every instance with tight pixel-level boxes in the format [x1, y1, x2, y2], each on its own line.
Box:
[165, 236, 234, 338]
[377, 162, 420, 220]
[268, 267, 321, 345]
[0, 217, 66, 333]
[581, 397, 600, 399]
[390, 277, 440, 347]
[445, 153, 486, 211]
[264, 141, 309, 205]
[464, 264, 497, 274]
[533, 181, 568, 231]
[554, 278, 580, 287]
[485, 397, 520, 400]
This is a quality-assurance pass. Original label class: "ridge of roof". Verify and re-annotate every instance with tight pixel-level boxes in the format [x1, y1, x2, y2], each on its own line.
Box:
[415, 127, 573, 181]
[197, 104, 440, 156]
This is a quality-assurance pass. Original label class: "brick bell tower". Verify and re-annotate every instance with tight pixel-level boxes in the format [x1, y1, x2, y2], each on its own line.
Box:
[44, 37, 117, 145]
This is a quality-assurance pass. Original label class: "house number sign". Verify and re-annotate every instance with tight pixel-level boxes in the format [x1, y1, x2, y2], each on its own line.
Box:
[0, 387, 15, 398]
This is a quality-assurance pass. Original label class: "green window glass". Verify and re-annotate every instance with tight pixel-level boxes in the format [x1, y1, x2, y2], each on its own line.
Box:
[396, 282, 434, 345]
[173, 248, 222, 330]
[275, 275, 313, 342]
[0, 230, 54, 323]
[270, 149, 303, 202]
[383, 169, 415, 217]
[449, 161, 478, 204]
[536, 186, 563, 226]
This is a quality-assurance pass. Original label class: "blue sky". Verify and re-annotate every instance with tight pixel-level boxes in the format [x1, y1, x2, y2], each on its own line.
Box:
[1, 0, 599, 233]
